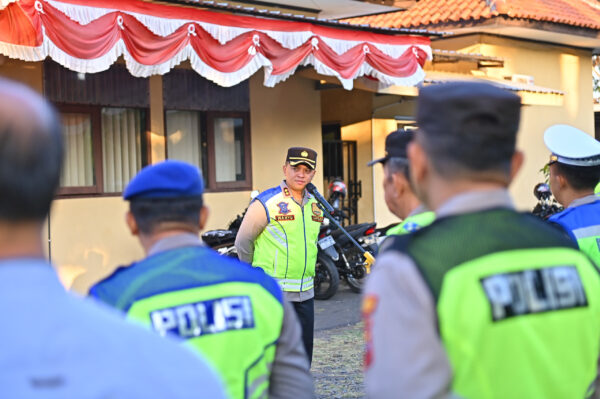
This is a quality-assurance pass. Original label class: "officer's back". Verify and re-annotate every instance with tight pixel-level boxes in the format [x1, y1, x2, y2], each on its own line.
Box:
[0, 79, 225, 398]
[90, 161, 313, 399]
[364, 81, 600, 399]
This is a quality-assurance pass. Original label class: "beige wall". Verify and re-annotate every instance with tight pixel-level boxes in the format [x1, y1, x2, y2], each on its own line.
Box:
[50, 197, 143, 294]
[149, 75, 166, 164]
[435, 35, 595, 210]
[323, 87, 419, 227]
[248, 73, 323, 193]
[47, 72, 322, 293]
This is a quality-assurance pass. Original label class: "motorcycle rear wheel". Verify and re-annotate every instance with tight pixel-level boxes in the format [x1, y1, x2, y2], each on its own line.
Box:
[314, 255, 340, 300]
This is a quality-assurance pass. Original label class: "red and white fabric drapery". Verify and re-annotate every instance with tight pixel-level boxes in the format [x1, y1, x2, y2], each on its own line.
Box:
[0, 0, 431, 89]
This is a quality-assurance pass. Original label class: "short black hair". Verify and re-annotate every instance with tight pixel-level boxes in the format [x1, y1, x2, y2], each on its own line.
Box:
[129, 196, 203, 235]
[0, 95, 63, 221]
[555, 162, 600, 191]
[421, 130, 514, 179]
[416, 81, 520, 179]
[385, 157, 410, 180]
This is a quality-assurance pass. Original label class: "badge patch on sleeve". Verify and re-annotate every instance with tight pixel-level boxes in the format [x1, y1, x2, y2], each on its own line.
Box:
[481, 266, 587, 322]
[362, 294, 379, 369]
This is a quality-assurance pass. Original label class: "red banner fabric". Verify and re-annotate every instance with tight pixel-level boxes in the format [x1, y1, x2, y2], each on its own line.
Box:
[0, 0, 431, 89]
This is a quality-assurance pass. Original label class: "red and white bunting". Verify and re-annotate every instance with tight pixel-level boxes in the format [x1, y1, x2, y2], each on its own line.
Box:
[0, 0, 431, 89]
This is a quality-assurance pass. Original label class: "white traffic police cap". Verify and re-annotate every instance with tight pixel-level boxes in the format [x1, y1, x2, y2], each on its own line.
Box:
[544, 124, 600, 167]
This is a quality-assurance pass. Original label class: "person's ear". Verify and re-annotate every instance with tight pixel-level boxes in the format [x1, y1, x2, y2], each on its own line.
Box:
[125, 211, 139, 236]
[557, 173, 569, 190]
[408, 140, 427, 187]
[199, 206, 210, 231]
[509, 150, 524, 182]
[392, 172, 405, 196]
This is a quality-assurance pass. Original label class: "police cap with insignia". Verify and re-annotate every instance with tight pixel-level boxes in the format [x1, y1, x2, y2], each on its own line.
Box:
[415, 81, 522, 169]
[544, 124, 600, 167]
[286, 147, 317, 170]
[368, 129, 414, 166]
[123, 160, 204, 200]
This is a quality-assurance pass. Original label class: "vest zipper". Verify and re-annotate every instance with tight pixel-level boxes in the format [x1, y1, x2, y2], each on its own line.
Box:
[300, 204, 307, 292]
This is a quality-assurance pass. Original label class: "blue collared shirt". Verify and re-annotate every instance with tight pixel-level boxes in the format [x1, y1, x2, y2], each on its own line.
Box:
[0, 258, 227, 399]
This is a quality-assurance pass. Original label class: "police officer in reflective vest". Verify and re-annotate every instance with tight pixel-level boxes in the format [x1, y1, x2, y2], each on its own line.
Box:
[363, 82, 600, 398]
[544, 124, 600, 266]
[236, 147, 321, 364]
[368, 129, 434, 236]
[90, 160, 313, 399]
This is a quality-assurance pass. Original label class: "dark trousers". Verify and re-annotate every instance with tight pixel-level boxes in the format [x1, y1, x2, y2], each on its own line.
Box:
[291, 298, 314, 365]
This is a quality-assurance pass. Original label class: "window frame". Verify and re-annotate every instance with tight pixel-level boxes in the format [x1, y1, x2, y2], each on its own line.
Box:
[56, 103, 151, 197]
[163, 109, 252, 192]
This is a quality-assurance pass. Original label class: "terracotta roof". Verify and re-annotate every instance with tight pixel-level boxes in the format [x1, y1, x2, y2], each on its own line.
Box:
[161, 0, 443, 36]
[344, 0, 600, 30]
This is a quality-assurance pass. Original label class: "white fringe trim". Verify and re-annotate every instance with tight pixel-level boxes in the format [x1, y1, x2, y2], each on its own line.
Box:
[0, 0, 18, 10]
[43, 0, 432, 60]
[264, 53, 426, 91]
[0, 3, 427, 90]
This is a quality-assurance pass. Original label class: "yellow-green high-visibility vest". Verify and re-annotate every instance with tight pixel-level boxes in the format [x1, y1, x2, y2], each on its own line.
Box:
[90, 246, 285, 399]
[252, 185, 322, 292]
[387, 210, 435, 236]
[385, 209, 600, 399]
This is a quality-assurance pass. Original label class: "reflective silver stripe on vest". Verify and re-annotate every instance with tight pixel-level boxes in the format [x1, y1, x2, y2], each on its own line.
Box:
[266, 225, 287, 246]
[276, 277, 314, 291]
[246, 374, 269, 399]
[572, 225, 600, 239]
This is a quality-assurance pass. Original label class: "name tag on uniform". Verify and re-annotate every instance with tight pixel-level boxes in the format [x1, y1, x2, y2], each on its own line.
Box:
[150, 296, 255, 339]
[481, 266, 587, 322]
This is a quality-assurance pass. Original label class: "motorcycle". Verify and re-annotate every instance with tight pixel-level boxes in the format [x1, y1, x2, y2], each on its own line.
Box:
[532, 182, 563, 219]
[308, 183, 377, 299]
[201, 214, 242, 257]
[327, 179, 352, 226]
[314, 220, 379, 300]
[201, 191, 258, 257]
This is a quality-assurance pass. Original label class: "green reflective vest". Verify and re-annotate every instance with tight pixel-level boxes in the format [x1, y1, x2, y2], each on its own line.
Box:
[90, 246, 285, 399]
[386, 209, 600, 398]
[387, 210, 435, 236]
[252, 185, 321, 292]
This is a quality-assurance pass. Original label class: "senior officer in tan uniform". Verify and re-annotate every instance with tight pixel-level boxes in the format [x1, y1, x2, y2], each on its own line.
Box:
[363, 81, 600, 398]
[236, 147, 321, 364]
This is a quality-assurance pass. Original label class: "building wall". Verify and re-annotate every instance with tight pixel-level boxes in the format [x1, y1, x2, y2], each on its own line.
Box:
[435, 34, 595, 210]
[0, 60, 322, 292]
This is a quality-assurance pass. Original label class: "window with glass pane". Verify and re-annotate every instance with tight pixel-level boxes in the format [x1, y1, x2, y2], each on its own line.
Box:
[165, 110, 204, 171]
[101, 108, 145, 193]
[60, 113, 94, 188]
[214, 117, 245, 183]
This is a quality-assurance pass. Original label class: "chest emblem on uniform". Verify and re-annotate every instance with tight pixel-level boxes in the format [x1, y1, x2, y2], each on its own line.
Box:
[311, 203, 324, 222]
[312, 203, 322, 216]
[277, 201, 291, 214]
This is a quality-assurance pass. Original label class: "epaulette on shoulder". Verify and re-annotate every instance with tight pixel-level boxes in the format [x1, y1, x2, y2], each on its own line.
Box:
[256, 186, 282, 203]
[380, 233, 414, 255]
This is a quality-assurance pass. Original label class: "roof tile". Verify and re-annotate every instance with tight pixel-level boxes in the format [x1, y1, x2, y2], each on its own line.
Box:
[343, 0, 600, 30]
